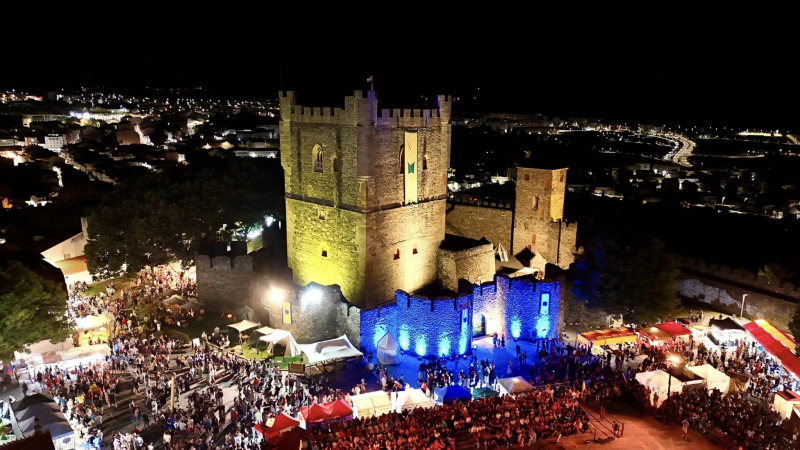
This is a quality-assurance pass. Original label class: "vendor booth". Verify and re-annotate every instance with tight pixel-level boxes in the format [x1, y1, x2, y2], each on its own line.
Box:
[708, 318, 746, 347]
[298, 335, 363, 366]
[635, 370, 703, 408]
[162, 295, 187, 306]
[228, 320, 261, 344]
[350, 390, 394, 418]
[434, 385, 472, 404]
[300, 399, 353, 423]
[376, 332, 400, 365]
[743, 319, 800, 381]
[394, 388, 435, 412]
[726, 370, 751, 393]
[254, 413, 300, 439]
[74, 313, 112, 347]
[10, 394, 74, 450]
[636, 327, 674, 347]
[687, 364, 731, 394]
[773, 390, 800, 420]
[497, 377, 535, 396]
[577, 327, 637, 347]
[653, 322, 692, 343]
[258, 329, 301, 358]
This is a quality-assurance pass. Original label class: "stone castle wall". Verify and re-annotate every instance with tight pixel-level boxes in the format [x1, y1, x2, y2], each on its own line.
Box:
[438, 241, 496, 292]
[366, 200, 445, 306]
[285, 199, 366, 307]
[361, 274, 562, 359]
[280, 90, 452, 309]
[196, 255, 257, 307]
[512, 168, 575, 268]
[445, 202, 513, 251]
[263, 282, 362, 347]
[674, 256, 799, 332]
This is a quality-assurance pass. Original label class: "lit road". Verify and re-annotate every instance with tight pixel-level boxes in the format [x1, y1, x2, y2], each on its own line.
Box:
[663, 133, 696, 167]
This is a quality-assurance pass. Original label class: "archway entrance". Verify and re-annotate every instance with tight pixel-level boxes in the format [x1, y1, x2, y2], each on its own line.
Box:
[473, 314, 486, 337]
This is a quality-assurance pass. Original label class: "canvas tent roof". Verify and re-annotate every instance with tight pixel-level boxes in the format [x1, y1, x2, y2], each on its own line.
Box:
[577, 327, 637, 346]
[179, 301, 204, 311]
[300, 399, 353, 423]
[298, 335, 363, 365]
[653, 322, 692, 337]
[636, 326, 673, 342]
[434, 385, 472, 404]
[16, 402, 61, 421]
[687, 364, 730, 394]
[709, 317, 745, 331]
[74, 313, 112, 331]
[228, 320, 261, 333]
[497, 377, 535, 395]
[377, 332, 400, 365]
[255, 413, 300, 439]
[12, 394, 55, 412]
[743, 320, 800, 378]
[394, 388, 435, 412]
[258, 329, 301, 357]
[774, 390, 800, 420]
[351, 390, 393, 418]
[254, 326, 275, 336]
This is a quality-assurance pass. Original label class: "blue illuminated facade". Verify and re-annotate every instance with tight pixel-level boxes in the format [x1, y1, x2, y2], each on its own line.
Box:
[361, 274, 561, 358]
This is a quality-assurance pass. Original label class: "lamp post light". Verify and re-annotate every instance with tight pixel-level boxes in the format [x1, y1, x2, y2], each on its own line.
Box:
[665, 353, 683, 409]
[740, 293, 748, 318]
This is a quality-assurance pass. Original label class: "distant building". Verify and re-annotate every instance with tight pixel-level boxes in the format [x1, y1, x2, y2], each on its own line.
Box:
[44, 134, 67, 150]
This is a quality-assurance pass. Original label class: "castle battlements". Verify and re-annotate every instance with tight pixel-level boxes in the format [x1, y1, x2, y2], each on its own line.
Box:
[195, 254, 254, 271]
[280, 91, 451, 128]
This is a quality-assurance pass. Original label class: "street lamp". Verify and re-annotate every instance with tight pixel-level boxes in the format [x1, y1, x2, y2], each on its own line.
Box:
[740, 293, 748, 318]
[665, 353, 683, 409]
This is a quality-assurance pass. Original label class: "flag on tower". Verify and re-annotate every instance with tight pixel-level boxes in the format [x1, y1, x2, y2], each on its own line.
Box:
[366, 76, 373, 82]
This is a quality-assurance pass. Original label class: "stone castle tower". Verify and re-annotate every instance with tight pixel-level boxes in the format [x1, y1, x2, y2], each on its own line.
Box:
[512, 167, 577, 269]
[280, 90, 452, 308]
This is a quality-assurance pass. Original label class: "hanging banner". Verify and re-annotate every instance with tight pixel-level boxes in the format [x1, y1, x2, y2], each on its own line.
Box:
[404, 131, 418, 205]
[282, 301, 292, 324]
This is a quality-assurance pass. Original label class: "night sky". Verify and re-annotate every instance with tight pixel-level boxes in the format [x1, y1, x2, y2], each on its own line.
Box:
[2, 6, 797, 130]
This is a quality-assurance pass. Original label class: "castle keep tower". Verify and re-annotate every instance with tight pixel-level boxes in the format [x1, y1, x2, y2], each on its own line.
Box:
[280, 91, 452, 308]
[512, 167, 577, 269]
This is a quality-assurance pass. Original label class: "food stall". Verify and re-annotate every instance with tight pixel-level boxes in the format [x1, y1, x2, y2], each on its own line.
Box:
[708, 317, 746, 347]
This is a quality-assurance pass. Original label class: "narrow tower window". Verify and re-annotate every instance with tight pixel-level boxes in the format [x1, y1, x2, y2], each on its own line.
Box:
[399, 145, 405, 174]
[333, 156, 340, 172]
[313, 144, 324, 173]
[422, 155, 428, 170]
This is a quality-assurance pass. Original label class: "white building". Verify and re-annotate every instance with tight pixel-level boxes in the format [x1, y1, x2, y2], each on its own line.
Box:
[44, 134, 68, 150]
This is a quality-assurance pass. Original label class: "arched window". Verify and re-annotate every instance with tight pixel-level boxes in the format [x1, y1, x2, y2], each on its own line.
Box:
[333, 156, 340, 172]
[399, 145, 405, 174]
[312, 144, 323, 173]
[422, 155, 428, 170]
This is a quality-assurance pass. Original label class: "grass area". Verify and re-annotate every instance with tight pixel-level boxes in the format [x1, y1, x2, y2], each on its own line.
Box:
[241, 343, 302, 369]
[86, 276, 133, 296]
[163, 312, 230, 340]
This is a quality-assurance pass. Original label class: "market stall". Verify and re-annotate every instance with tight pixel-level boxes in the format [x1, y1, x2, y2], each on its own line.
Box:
[687, 364, 731, 394]
[300, 399, 353, 423]
[708, 318, 746, 347]
[434, 385, 472, 404]
[576, 327, 637, 347]
[297, 335, 363, 366]
[636, 327, 674, 347]
[653, 322, 692, 343]
[773, 390, 800, 420]
[497, 377, 535, 396]
[635, 370, 703, 407]
[743, 319, 800, 381]
[350, 390, 393, 418]
[393, 388, 435, 412]
[228, 320, 261, 344]
[258, 329, 301, 357]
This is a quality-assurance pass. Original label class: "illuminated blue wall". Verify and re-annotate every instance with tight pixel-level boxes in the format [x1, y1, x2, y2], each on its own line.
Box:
[360, 275, 560, 358]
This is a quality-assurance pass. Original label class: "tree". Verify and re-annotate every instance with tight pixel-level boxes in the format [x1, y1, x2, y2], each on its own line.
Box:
[789, 307, 800, 343]
[0, 261, 72, 361]
[571, 229, 681, 324]
[758, 263, 794, 285]
[85, 157, 284, 277]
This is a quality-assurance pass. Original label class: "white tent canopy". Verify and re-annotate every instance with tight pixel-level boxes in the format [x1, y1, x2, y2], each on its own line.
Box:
[298, 335, 363, 365]
[635, 370, 686, 408]
[773, 391, 800, 420]
[394, 388, 435, 412]
[254, 326, 275, 336]
[497, 377, 535, 395]
[228, 320, 261, 333]
[350, 390, 393, 418]
[687, 364, 730, 394]
[258, 329, 301, 357]
[74, 313, 112, 331]
[377, 332, 400, 365]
